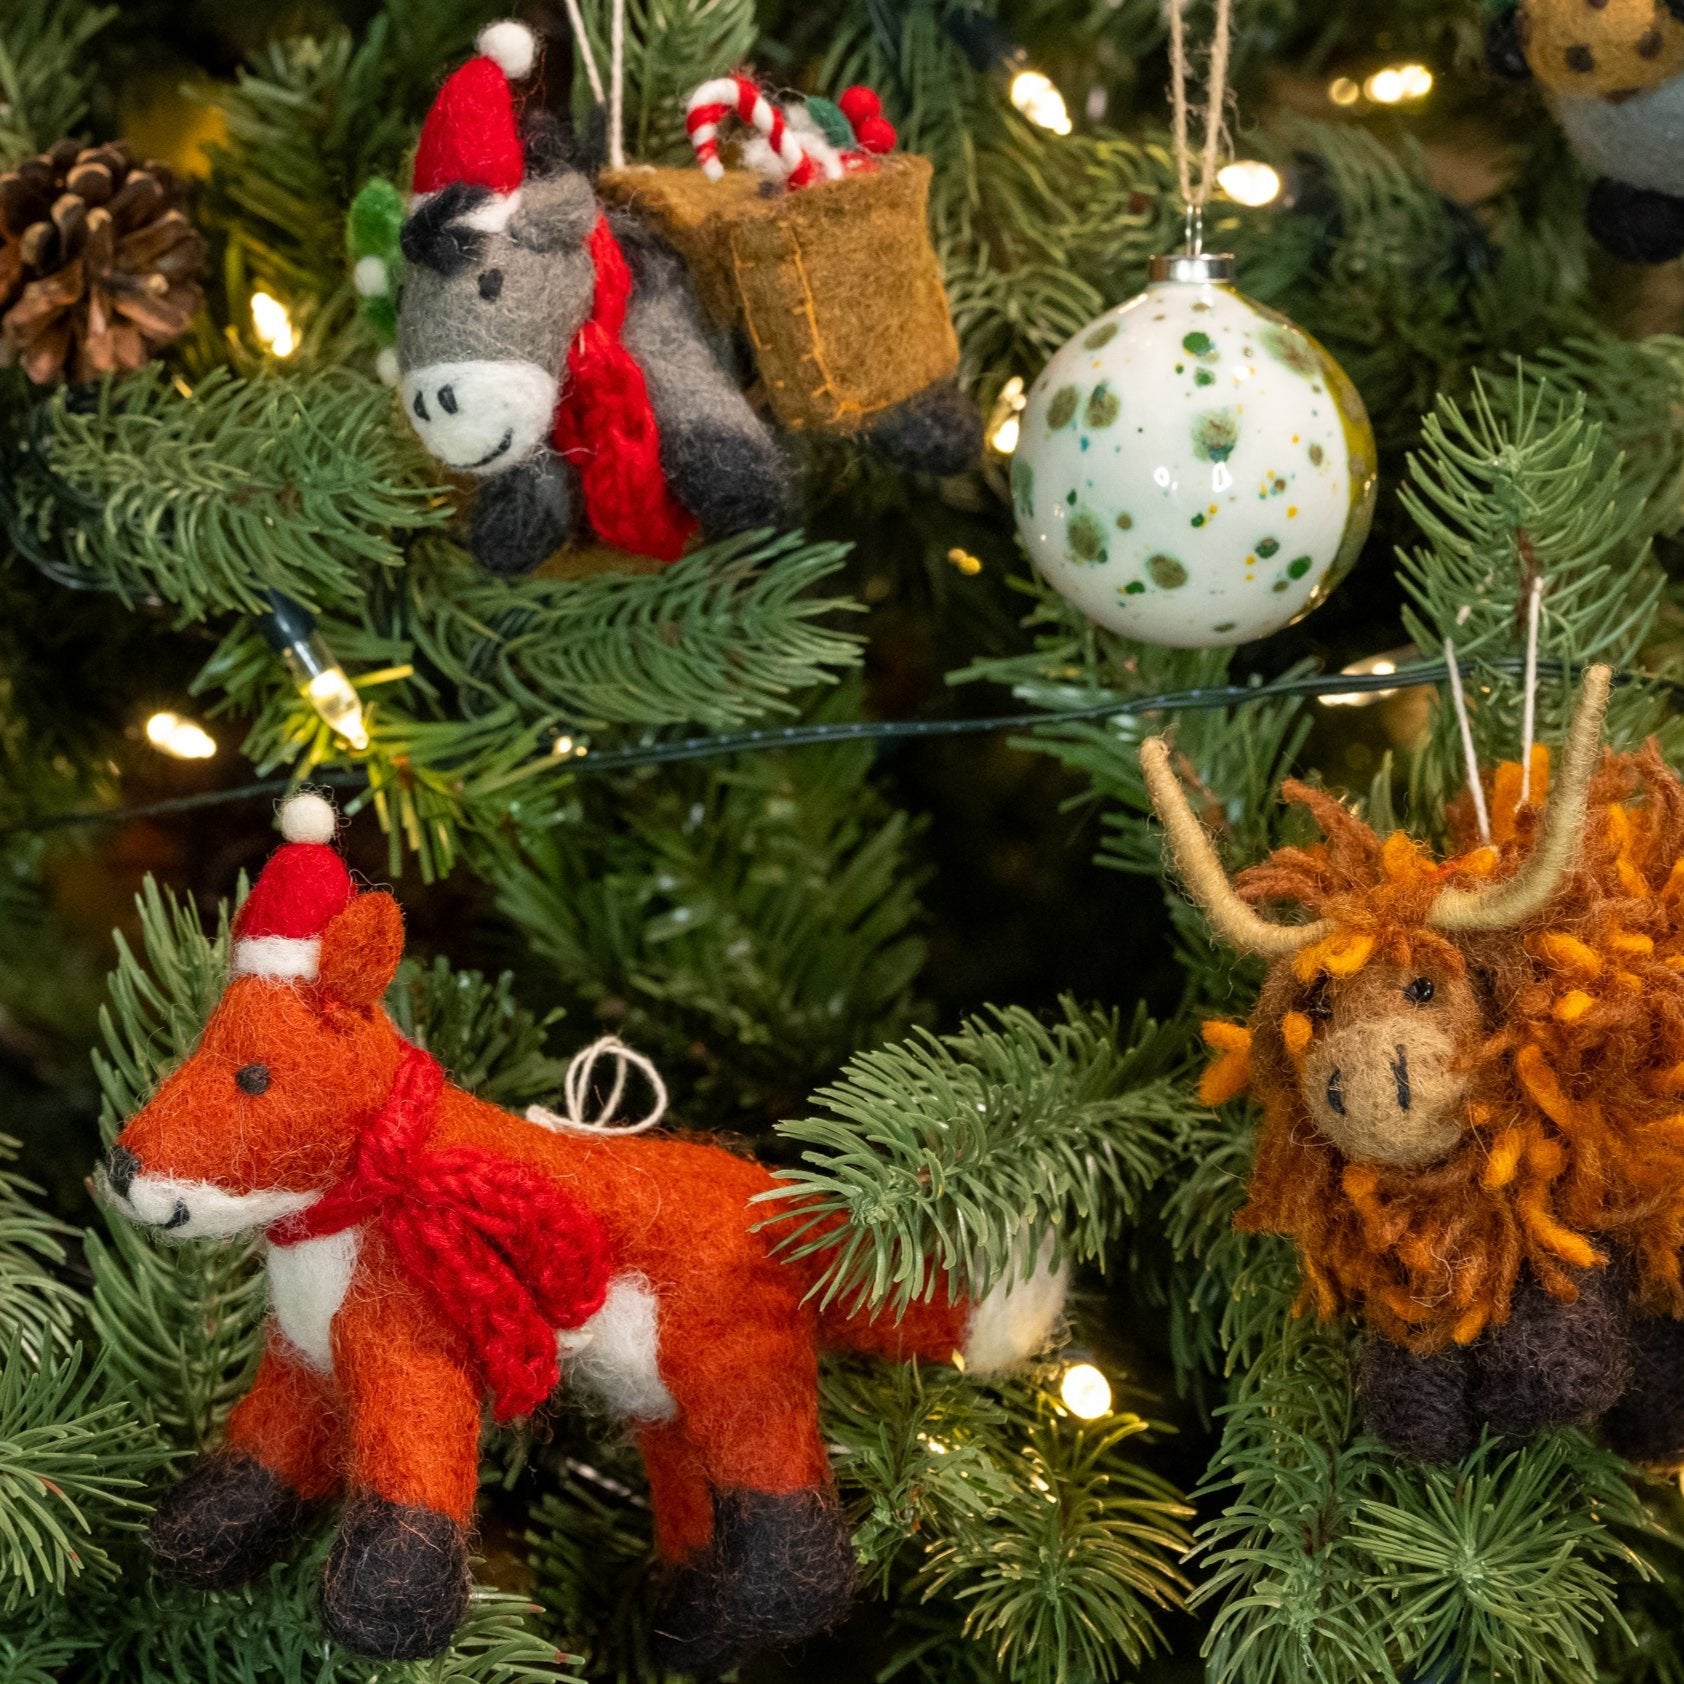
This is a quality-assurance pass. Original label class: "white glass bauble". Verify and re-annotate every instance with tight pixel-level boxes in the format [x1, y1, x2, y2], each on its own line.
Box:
[1010, 255, 1377, 648]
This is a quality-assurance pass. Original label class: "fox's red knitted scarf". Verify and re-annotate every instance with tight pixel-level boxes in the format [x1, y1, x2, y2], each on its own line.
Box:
[267, 1042, 610, 1421]
[551, 214, 698, 563]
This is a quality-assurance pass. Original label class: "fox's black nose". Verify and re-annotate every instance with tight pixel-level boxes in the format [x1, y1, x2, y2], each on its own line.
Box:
[105, 1145, 139, 1199]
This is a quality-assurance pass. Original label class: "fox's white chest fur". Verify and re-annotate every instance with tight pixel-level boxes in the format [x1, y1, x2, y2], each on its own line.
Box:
[265, 1228, 361, 1372]
[264, 1236, 676, 1421]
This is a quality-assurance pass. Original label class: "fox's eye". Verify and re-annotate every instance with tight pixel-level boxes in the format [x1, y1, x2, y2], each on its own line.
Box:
[1403, 977, 1436, 1005]
[235, 1064, 271, 1095]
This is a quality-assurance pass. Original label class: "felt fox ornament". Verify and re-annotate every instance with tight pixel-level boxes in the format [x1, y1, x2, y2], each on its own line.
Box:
[394, 22, 793, 575]
[102, 792, 1065, 1671]
[1144, 667, 1684, 1467]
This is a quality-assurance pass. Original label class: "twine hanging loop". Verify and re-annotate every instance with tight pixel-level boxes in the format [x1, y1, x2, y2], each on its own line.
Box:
[527, 1036, 669, 1135]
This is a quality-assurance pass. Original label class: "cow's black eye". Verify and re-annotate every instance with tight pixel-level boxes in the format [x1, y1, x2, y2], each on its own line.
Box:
[478, 267, 504, 301]
[1403, 977, 1435, 1005]
[1303, 979, 1333, 1021]
[235, 1063, 271, 1095]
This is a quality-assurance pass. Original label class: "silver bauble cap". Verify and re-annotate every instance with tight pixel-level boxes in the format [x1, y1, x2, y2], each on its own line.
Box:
[1147, 251, 1237, 283]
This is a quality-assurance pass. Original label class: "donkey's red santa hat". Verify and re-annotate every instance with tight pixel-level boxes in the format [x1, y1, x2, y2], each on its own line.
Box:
[410, 21, 538, 229]
[230, 792, 355, 981]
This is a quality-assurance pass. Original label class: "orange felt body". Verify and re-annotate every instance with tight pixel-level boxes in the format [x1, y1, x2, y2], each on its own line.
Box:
[116, 893, 971, 1555]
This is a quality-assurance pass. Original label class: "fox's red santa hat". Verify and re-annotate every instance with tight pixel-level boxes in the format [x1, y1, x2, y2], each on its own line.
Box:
[232, 793, 356, 982]
[410, 21, 539, 231]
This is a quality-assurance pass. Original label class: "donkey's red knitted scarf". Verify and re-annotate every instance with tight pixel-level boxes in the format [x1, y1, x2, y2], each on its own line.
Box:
[267, 1041, 611, 1421]
[551, 214, 698, 562]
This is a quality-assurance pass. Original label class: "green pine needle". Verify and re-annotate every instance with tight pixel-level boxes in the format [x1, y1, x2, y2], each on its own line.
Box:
[762, 1000, 1195, 1312]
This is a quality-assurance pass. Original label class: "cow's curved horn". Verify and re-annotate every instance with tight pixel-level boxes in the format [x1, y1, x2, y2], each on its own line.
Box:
[1140, 737, 1331, 957]
[1428, 663, 1612, 934]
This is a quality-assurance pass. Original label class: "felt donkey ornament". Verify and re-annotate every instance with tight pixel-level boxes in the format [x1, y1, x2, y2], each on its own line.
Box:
[1144, 667, 1684, 1468]
[103, 793, 1066, 1671]
[397, 23, 793, 575]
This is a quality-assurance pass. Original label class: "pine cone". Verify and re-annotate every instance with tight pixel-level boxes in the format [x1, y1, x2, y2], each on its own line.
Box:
[0, 138, 207, 385]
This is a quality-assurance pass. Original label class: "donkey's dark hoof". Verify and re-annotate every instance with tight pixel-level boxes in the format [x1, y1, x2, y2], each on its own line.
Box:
[1474, 1274, 1632, 1439]
[469, 454, 574, 576]
[1605, 1314, 1684, 1468]
[321, 1495, 470, 1660]
[1586, 178, 1684, 266]
[148, 1451, 307, 1590]
[1359, 1338, 1477, 1465]
[662, 420, 795, 537]
[651, 1488, 857, 1676]
[862, 381, 983, 477]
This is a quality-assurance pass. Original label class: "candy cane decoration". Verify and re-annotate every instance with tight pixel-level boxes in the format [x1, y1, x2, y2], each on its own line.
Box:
[685, 74, 841, 189]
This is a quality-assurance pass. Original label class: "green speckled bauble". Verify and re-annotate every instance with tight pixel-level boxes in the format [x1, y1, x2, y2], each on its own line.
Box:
[1010, 253, 1376, 649]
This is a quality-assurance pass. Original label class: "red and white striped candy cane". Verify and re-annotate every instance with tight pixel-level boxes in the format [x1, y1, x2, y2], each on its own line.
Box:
[684, 74, 841, 189]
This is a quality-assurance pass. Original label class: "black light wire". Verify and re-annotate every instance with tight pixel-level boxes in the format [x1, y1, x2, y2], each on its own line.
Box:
[2, 654, 1668, 841]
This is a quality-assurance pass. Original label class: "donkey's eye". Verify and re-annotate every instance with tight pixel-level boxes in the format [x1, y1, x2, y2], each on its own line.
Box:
[478, 267, 504, 301]
[1403, 977, 1436, 1005]
[235, 1063, 271, 1095]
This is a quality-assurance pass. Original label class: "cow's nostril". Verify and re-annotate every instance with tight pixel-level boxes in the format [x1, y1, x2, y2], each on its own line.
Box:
[106, 1145, 139, 1199]
[437, 383, 458, 415]
[1392, 1044, 1412, 1113]
[1325, 1067, 1346, 1117]
[412, 389, 429, 422]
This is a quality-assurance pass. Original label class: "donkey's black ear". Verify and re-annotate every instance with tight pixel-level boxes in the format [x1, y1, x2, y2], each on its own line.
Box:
[522, 109, 577, 176]
[400, 182, 492, 276]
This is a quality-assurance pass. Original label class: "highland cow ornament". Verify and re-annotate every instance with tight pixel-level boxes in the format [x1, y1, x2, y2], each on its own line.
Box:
[101, 793, 1065, 1671]
[1144, 667, 1684, 1465]
[395, 23, 792, 574]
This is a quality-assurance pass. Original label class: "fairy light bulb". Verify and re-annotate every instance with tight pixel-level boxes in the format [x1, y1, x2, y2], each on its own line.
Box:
[145, 711, 217, 760]
[259, 592, 369, 751]
[250, 291, 299, 357]
[1217, 160, 1283, 207]
[1010, 69, 1072, 134]
[987, 375, 1028, 456]
[1059, 1362, 1113, 1420]
[1364, 63, 1433, 105]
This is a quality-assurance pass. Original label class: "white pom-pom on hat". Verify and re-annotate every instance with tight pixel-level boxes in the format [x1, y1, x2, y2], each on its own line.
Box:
[477, 20, 537, 80]
[279, 791, 338, 845]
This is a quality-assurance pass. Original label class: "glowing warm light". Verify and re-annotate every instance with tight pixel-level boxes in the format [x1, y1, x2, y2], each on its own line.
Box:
[306, 668, 369, 751]
[1217, 160, 1283, 208]
[1320, 650, 1410, 709]
[1010, 69, 1072, 135]
[987, 375, 1027, 456]
[1060, 1362, 1112, 1419]
[552, 734, 590, 759]
[1328, 76, 1361, 106]
[947, 547, 984, 576]
[145, 711, 217, 760]
[250, 290, 299, 357]
[1364, 63, 1433, 105]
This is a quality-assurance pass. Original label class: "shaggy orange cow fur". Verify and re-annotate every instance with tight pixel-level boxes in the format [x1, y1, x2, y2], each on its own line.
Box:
[1200, 741, 1684, 1351]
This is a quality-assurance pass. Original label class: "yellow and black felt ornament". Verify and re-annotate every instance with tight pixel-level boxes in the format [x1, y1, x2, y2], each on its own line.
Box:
[1487, 0, 1684, 261]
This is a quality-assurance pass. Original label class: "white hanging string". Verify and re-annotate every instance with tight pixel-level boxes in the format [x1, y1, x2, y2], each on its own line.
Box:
[1443, 639, 1491, 846]
[1165, 0, 1237, 251]
[526, 1036, 668, 1135]
[608, 0, 627, 170]
[1519, 575, 1543, 806]
[560, 0, 607, 107]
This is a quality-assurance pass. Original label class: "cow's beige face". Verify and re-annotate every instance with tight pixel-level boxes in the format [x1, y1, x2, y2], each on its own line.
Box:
[1257, 958, 1484, 1168]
